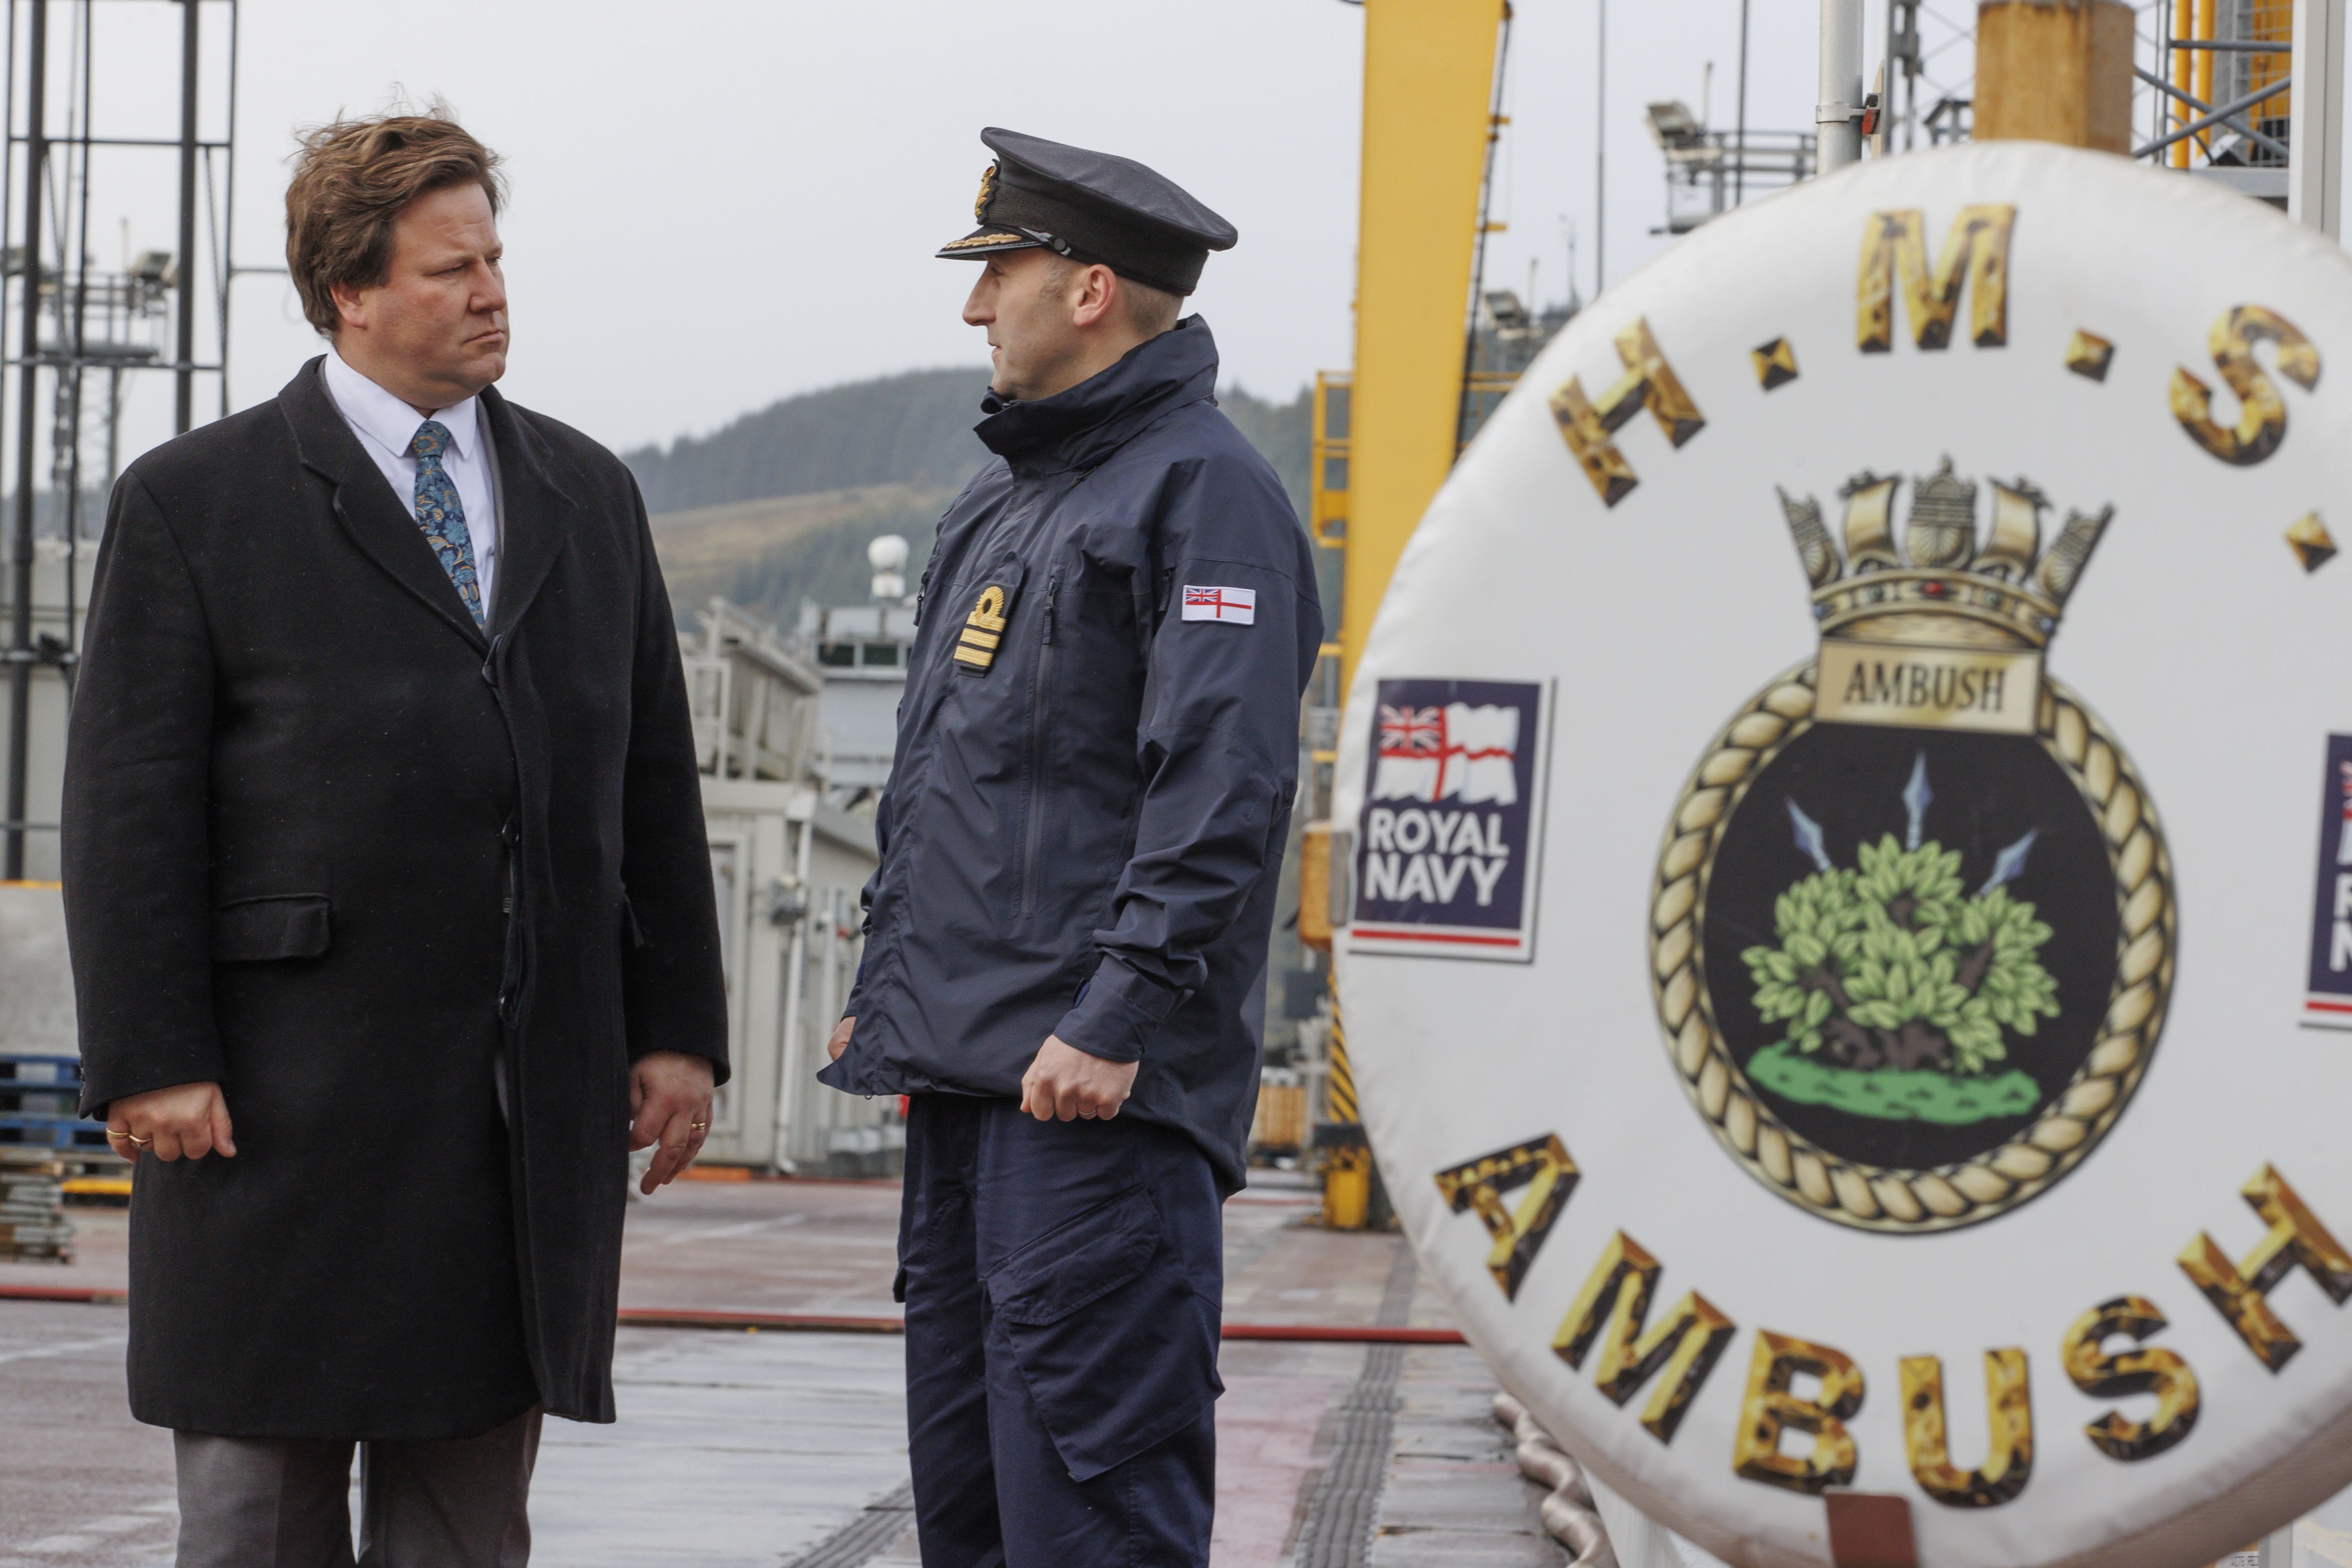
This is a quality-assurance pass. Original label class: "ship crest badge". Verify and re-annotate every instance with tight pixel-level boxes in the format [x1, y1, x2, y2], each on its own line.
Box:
[1650, 457, 2176, 1231]
[973, 162, 998, 223]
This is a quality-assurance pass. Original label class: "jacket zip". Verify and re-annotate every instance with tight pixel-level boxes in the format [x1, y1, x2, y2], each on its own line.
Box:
[1018, 572, 1060, 920]
[878, 475, 1081, 949]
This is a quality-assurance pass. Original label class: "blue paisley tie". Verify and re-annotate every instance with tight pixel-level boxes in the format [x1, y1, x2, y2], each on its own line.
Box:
[407, 420, 485, 629]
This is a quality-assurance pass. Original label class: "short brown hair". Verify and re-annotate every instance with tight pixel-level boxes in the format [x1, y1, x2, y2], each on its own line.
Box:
[1120, 274, 1183, 336]
[1046, 255, 1184, 338]
[285, 105, 504, 337]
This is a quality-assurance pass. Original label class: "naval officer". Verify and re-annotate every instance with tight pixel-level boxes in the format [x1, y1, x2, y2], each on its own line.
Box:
[821, 128, 1322, 1565]
[61, 108, 727, 1564]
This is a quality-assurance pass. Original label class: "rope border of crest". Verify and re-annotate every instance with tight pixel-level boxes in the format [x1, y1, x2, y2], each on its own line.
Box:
[1646, 661, 2176, 1235]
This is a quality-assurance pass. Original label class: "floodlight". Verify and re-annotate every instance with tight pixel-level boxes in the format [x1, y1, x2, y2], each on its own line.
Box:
[1645, 100, 1701, 148]
[1484, 290, 1530, 330]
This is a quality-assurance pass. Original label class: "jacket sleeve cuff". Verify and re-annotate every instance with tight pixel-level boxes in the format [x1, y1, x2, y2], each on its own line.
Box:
[1054, 956, 1187, 1064]
[76, 1054, 229, 1123]
[626, 1038, 730, 1084]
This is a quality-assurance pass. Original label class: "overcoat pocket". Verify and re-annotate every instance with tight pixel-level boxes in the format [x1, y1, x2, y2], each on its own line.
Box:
[983, 1184, 1220, 1481]
[210, 894, 332, 961]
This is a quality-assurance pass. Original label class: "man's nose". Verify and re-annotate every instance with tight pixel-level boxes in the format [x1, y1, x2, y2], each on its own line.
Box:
[475, 270, 508, 317]
[961, 279, 991, 327]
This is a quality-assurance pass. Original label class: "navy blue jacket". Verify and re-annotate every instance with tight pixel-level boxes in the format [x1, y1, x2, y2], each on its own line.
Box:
[819, 319, 1321, 1192]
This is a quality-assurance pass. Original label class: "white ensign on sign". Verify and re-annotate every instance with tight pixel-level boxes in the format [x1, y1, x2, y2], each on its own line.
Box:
[1181, 585, 1255, 623]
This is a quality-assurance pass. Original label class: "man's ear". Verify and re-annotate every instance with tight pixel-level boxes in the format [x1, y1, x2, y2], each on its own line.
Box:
[329, 281, 369, 335]
[1071, 263, 1119, 330]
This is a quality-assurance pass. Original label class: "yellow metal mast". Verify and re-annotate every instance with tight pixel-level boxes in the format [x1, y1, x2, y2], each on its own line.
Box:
[1339, 0, 1508, 683]
[1302, 0, 1506, 1229]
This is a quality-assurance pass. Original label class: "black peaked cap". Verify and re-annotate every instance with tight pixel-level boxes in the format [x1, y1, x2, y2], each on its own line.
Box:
[938, 127, 1238, 297]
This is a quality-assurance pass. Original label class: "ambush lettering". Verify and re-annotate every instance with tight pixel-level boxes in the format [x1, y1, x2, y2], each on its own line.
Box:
[1840, 657, 2008, 715]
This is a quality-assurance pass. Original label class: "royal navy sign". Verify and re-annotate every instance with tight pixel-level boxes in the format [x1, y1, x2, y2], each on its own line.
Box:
[2306, 733, 2352, 1030]
[1352, 678, 1550, 960]
[1333, 142, 2352, 1568]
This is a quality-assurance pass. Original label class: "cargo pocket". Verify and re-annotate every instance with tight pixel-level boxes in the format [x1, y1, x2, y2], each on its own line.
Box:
[210, 894, 332, 962]
[984, 1184, 1221, 1482]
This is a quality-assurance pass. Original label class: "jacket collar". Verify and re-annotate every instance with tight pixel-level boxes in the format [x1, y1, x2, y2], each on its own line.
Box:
[281, 356, 575, 647]
[974, 315, 1220, 478]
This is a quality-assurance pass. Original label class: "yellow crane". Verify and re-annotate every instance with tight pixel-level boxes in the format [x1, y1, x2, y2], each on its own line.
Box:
[1299, 0, 1511, 1229]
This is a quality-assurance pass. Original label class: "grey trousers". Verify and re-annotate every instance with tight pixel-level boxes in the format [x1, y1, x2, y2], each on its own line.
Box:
[172, 1405, 542, 1568]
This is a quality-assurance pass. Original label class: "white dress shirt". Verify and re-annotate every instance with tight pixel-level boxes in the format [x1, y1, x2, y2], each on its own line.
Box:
[321, 347, 501, 619]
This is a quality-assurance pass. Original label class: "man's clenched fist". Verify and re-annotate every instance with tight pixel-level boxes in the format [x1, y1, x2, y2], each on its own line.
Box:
[107, 1081, 236, 1162]
[1019, 1036, 1139, 1123]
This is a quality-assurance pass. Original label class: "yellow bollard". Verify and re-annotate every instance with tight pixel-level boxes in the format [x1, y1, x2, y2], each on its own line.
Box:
[1322, 1143, 1373, 1230]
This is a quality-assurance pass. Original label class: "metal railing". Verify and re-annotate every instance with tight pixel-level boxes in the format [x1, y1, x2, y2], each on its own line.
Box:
[1652, 128, 1818, 235]
[2147, 1, 2293, 174]
[2139, 66, 2293, 160]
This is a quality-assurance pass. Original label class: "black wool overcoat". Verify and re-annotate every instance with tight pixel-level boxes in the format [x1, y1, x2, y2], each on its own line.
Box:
[61, 358, 728, 1440]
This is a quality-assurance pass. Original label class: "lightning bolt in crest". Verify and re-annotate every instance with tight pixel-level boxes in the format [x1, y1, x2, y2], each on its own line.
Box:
[1786, 799, 1835, 873]
[1903, 753, 1932, 851]
[1978, 829, 2040, 895]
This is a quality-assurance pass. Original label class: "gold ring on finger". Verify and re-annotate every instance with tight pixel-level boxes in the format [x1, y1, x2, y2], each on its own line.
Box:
[126, 1133, 151, 1146]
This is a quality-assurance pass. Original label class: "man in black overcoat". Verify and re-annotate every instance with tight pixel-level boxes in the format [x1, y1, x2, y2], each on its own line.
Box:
[59, 109, 727, 1566]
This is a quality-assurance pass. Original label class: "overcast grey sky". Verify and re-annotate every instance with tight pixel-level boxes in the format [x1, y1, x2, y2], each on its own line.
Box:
[6, 0, 2117, 477]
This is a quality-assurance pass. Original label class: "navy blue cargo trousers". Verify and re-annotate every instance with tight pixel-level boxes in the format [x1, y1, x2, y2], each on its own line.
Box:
[898, 1093, 1224, 1566]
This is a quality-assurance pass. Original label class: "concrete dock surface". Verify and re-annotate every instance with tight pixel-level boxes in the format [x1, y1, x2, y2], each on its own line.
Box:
[0, 1170, 1567, 1567]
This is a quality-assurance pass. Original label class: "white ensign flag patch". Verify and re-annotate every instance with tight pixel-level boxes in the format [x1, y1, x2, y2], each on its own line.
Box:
[1182, 585, 1256, 624]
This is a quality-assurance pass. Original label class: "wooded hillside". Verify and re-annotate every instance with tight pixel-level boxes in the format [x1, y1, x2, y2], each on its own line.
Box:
[632, 368, 1312, 629]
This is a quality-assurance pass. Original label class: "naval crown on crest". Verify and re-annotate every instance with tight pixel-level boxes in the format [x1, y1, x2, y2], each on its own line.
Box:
[1776, 456, 2112, 651]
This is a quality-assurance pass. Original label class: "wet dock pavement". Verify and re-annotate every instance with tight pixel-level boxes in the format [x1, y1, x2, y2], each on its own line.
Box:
[0, 1172, 1564, 1567]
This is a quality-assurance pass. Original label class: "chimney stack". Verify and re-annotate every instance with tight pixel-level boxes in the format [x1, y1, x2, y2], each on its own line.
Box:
[1974, 0, 2136, 151]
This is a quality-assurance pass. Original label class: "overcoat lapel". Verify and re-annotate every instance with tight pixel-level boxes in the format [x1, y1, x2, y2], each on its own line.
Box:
[478, 384, 576, 639]
[280, 357, 487, 652]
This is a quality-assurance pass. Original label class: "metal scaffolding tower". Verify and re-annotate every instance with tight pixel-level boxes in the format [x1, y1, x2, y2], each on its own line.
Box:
[1, 0, 240, 880]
